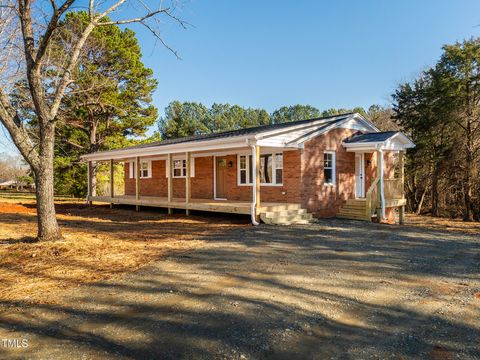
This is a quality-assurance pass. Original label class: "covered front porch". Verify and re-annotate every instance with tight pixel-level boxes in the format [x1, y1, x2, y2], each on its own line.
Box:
[340, 131, 414, 223]
[84, 143, 311, 225]
[87, 195, 304, 217]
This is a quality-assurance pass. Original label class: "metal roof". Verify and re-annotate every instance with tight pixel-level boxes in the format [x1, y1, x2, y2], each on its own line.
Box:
[114, 113, 354, 151]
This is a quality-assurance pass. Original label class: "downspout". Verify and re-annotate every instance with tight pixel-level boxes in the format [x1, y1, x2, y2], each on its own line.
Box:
[378, 147, 386, 220]
[249, 142, 260, 226]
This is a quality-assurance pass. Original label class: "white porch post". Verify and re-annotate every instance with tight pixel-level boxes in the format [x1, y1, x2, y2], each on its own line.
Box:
[376, 148, 386, 221]
[135, 156, 140, 211]
[167, 153, 173, 214]
[255, 146, 261, 220]
[399, 150, 405, 225]
[87, 160, 92, 206]
[185, 151, 191, 215]
[109, 159, 114, 208]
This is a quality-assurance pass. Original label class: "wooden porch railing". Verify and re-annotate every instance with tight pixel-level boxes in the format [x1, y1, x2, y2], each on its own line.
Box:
[365, 177, 379, 220]
[384, 178, 403, 200]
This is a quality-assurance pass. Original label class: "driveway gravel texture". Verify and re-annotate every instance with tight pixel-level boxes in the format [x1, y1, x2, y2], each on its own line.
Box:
[0, 218, 479, 360]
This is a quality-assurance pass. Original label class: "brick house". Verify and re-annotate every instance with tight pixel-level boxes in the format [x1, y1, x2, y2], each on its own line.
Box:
[82, 113, 415, 225]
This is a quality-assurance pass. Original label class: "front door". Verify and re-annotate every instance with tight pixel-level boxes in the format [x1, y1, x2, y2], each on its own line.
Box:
[215, 157, 227, 199]
[355, 154, 365, 198]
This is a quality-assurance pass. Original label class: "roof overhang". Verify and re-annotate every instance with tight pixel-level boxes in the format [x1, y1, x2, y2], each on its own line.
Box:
[81, 113, 382, 162]
[343, 132, 415, 152]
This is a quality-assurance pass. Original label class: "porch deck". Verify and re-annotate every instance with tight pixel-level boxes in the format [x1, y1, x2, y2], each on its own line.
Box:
[87, 195, 302, 215]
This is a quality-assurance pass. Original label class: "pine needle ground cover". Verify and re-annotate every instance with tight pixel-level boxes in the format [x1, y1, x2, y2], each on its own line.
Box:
[0, 195, 247, 304]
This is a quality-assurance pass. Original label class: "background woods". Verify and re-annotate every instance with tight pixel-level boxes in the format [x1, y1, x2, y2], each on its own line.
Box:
[393, 39, 480, 221]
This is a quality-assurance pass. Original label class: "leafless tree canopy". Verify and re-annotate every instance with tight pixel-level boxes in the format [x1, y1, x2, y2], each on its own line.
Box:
[0, 0, 185, 240]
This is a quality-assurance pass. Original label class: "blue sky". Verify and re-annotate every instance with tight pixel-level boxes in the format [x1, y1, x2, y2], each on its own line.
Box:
[1, 0, 480, 154]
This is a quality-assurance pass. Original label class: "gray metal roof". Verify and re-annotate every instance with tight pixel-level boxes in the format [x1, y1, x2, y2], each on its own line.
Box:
[120, 113, 354, 151]
[344, 131, 399, 144]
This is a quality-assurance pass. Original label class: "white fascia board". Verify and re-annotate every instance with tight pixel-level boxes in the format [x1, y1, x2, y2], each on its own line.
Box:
[81, 136, 253, 161]
[389, 132, 416, 148]
[256, 138, 301, 148]
[343, 138, 416, 152]
[351, 113, 380, 132]
[343, 142, 382, 151]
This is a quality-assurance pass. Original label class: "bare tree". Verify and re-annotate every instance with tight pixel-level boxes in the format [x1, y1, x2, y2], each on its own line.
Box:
[0, 0, 184, 241]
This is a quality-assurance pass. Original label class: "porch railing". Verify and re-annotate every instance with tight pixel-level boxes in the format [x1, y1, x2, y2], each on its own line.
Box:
[365, 178, 379, 220]
[384, 178, 403, 200]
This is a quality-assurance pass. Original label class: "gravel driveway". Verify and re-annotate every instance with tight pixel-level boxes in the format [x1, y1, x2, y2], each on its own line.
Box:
[0, 219, 479, 359]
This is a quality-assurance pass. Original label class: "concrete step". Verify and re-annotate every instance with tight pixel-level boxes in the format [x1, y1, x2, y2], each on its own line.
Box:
[262, 209, 308, 218]
[261, 203, 303, 212]
[261, 212, 312, 225]
[263, 218, 312, 226]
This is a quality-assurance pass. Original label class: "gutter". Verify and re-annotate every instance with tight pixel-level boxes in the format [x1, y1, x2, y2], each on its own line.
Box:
[248, 139, 260, 226]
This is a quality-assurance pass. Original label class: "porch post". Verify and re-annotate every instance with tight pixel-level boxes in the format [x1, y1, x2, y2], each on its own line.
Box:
[399, 150, 405, 225]
[135, 156, 140, 211]
[376, 149, 383, 221]
[255, 145, 261, 221]
[167, 153, 173, 214]
[185, 152, 191, 215]
[109, 159, 114, 208]
[87, 160, 92, 206]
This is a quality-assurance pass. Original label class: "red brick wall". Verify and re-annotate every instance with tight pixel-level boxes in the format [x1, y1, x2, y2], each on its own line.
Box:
[122, 130, 399, 220]
[192, 156, 214, 199]
[224, 151, 302, 203]
[300, 128, 357, 217]
[125, 160, 167, 197]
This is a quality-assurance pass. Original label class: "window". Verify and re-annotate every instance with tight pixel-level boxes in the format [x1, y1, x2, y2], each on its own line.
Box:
[173, 159, 187, 178]
[275, 153, 283, 184]
[324, 151, 336, 185]
[238, 152, 283, 185]
[140, 161, 151, 178]
[129, 160, 151, 178]
[129, 161, 135, 179]
[166, 158, 195, 178]
[259, 154, 272, 183]
[239, 155, 248, 184]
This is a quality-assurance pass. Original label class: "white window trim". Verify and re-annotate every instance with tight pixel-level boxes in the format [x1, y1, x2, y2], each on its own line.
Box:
[140, 160, 152, 179]
[165, 157, 195, 178]
[323, 150, 336, 186]
[237, 151, 284, 187]
[129, 160, 152, 179]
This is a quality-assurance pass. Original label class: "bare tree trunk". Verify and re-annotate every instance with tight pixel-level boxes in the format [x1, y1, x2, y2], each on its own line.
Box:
[463, 131, 474, 221]
[35, 164, 61, 241]
[90, 121, 98, 196]
[416, 187, 428, 215]
[34, 122, 62, 241]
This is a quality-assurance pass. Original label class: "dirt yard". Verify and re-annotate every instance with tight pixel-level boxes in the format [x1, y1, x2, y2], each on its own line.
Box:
[0, 197, 479, 359]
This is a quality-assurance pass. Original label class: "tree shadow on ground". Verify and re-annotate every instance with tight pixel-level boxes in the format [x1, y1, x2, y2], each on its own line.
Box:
[0, 211, 479, 359]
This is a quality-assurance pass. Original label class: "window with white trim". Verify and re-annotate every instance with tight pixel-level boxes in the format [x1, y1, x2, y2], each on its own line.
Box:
[238, 152, 283, 185]
[323, 151, 336, 185]
[275, 153, 283, 184]
[129, 160, 151, 178]
[129, 161, 135, 179]
[140, 160, 151, 178]
[173, 159, 187, 178]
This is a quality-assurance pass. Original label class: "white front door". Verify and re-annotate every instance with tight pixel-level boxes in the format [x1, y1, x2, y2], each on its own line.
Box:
[355, 154, 365, 198]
